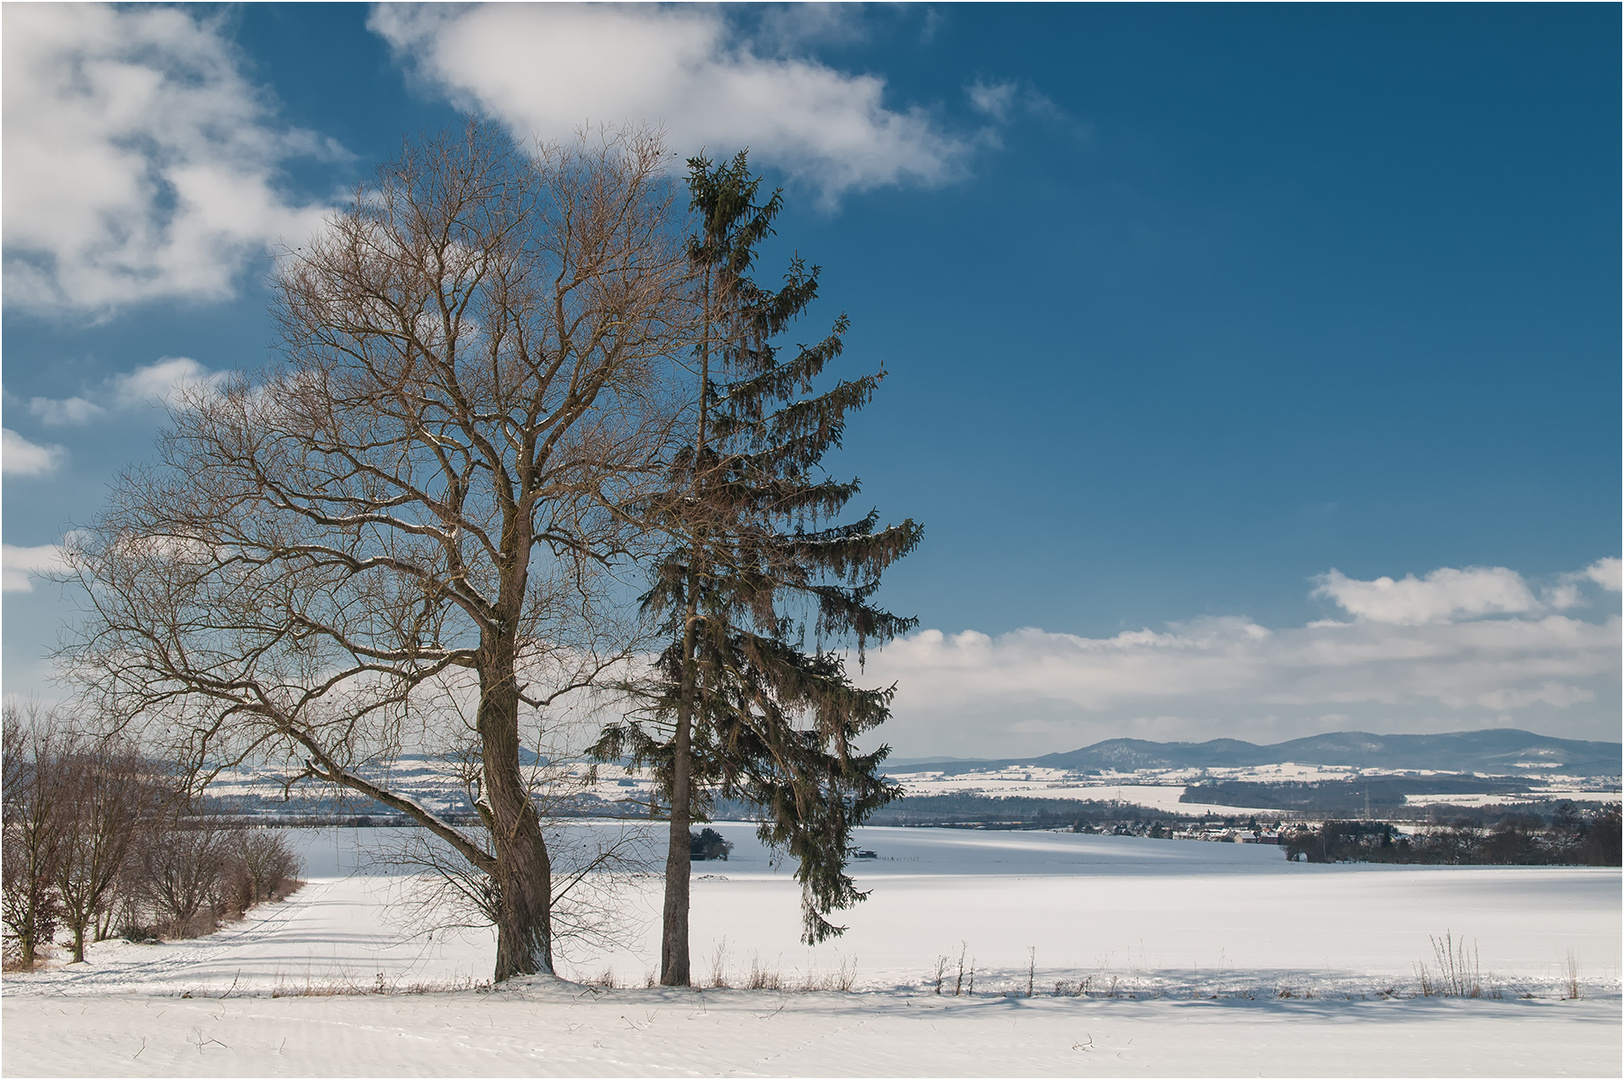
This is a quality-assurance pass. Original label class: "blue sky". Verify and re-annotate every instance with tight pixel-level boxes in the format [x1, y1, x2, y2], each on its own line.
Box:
[3, 4, 1618, 758]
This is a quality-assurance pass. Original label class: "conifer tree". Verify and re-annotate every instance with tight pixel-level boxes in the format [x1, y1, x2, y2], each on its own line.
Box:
[595, 152, 921, 986]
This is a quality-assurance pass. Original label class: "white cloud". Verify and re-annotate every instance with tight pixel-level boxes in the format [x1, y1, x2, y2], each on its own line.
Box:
[863, 561, 1621, 758]
[1, 543, 66, 592]
[28, 395, 105, 426]
[25, 357, 228, 427]
[1476, 682, 1595, 711]
[2, 4, 335, 314]
[1, 429, 65, 476]
[871, 615, 1616, 716]
[1581, 557, 1622, 592]
[1545, 557, 1622, 609]
[111, 356, 226, 410]
[1312, 565, 1537, 625]
[369, 4, 974, 201]
[1543, 582, 1585, 610]
[750, 4, 871, 51]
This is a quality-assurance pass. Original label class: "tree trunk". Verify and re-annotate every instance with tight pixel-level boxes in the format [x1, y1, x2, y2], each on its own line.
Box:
[69, 920, 86, 964]
[479, 645, 554, 982]
[657, 259, 713, 989]
[661, 600, 700, 986]
[661, 702, 693, 985]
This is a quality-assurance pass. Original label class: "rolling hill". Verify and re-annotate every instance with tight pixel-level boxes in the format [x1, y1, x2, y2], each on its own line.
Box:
[891, 729, 1622, 778]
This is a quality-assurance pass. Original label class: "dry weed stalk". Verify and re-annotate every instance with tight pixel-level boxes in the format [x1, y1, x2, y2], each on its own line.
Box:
[1415, 932, 1483, 997]
[1562, 951, 1581, 1000]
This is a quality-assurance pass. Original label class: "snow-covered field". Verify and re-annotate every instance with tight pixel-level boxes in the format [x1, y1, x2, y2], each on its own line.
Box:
[4, 826, 1619, 1076]
[890, 764, 1623, 812]
[204, 757, 1624, 826]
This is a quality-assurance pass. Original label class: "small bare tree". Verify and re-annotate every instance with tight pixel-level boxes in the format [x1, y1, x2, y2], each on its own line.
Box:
[231, 830, 301, 907]
[1, 706, 69, 968]
[134, 809, 233, 938]
[53, 735, 155, 962]
[61, 123, 686, 981]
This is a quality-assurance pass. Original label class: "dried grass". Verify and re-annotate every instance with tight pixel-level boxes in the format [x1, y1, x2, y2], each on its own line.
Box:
[267, 973, 489, 998]
[1416, 932, 1483, 998]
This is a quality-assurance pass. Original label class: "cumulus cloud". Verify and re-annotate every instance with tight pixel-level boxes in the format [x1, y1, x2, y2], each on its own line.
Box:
[110, 356, 227, 410]
[1544, 557, 1622, 609]
[1, 543, 66, 592]
[1, 429, 65, 476]
[872, 615, 1614, 714]
[369, 4, 974, 200]
[1581, 557, 1622, 592]
[1312, 565, 1538, 625]
[865, 560, 1621, 758]
[2, 4, 335, 314]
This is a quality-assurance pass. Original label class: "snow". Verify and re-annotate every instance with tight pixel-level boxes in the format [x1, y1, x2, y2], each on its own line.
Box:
[881, 764, 1622, 816]
[203, 757, 1623, 825]
[1404, 789, 1621, 808]
[6, 986, 1617, 1077]
[880, 768, 1262, 813]
[5, 825, 1619, 1076]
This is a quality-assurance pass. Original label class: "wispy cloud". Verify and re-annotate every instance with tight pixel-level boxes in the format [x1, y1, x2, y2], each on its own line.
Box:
[27, 395, 105, 427]
[25, 356, 228, 424]
[1, 543, 67, 592]
[369, 4, 976, 202]
[866, 561, 1622, 758]
[1, 429, 65, 476]
[967, 80, 1018, 122]
[2, 4, 335, 314]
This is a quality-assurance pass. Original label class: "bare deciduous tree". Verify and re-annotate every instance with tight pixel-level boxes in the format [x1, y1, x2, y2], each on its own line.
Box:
[134, 809, 232, 938]
[230, 830, 301, 909]
[53, 736, 154, 962]
[62, 124, 686, 981]
[2, 706, 69, 969]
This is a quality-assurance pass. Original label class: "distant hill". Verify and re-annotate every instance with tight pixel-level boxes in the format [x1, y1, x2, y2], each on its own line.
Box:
[890, 729, 1622, 778]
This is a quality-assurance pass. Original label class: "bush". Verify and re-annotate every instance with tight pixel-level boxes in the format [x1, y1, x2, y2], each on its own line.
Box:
[231, 830, 301, 906]
[690, 828, 733, 861]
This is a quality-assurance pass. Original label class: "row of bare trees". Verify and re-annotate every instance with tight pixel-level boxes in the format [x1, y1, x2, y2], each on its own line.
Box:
[2, 706, 301, 969]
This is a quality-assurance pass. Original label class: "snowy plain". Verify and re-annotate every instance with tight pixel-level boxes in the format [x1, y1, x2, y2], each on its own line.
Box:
[203, 758, 1624, 825]
[4, 825, 1619, 1076]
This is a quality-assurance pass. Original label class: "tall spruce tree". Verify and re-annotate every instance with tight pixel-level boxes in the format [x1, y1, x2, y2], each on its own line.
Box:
[594, 152, 921, 986]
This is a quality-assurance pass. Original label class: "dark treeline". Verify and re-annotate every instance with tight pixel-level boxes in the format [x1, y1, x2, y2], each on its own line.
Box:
[1183, 776, 1534, 815]
[848, 793, 1191, 829]
[2, 706, 303, 970]
[1283, 803, 1621, 866]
